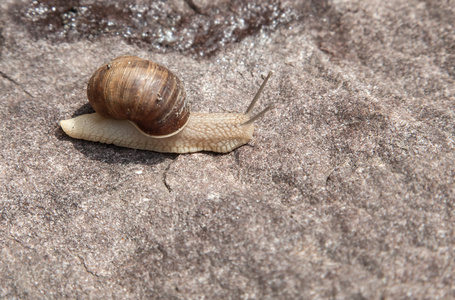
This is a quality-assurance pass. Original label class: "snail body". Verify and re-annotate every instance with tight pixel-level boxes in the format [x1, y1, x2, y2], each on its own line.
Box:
[60, 56, 272, 153]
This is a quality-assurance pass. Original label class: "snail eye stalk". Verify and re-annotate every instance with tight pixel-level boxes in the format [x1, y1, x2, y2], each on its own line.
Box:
[242, 105, 274, 126]
[244, 71, 273, 115]
[242, 71, 274, 126]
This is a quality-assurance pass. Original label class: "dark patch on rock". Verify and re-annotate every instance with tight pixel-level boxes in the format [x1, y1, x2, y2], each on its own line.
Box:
[13, 0, 330, 57]
[0, 28, 4, 58]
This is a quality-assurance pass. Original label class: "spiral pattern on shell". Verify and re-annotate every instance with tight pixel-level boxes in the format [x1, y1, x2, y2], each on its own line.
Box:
[87, 56, 190, 137]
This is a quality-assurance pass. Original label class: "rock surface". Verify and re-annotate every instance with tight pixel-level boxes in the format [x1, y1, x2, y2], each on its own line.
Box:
[1, 0, 454, 298]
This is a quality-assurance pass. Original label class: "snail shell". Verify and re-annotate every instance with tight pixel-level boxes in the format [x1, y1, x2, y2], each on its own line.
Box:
[87, 56, 190, 137]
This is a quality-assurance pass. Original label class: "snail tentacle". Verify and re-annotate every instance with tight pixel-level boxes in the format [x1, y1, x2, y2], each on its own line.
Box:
[245, 71, 273, 115]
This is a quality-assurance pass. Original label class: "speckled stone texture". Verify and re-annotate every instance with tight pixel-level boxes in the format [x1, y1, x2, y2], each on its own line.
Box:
[1, 0, 454, 298]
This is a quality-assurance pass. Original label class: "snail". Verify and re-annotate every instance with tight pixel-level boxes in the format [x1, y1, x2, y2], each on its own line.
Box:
[59, 55, 273, 153]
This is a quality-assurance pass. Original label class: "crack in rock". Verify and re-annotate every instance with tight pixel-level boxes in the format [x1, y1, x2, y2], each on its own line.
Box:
[77, 255, 100, 278]
[162, 160, 174, 193]
[0, 71, 33, 97]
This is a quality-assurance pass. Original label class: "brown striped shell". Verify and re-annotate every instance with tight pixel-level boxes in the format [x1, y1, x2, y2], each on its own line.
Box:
[87, 56, 190, 137]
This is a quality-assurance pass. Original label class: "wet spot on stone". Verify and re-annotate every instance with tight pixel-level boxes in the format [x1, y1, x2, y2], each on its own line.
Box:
[12, 0, 330, 58]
